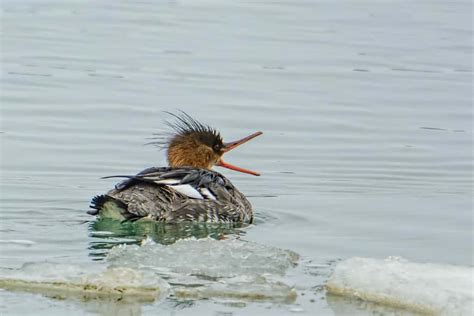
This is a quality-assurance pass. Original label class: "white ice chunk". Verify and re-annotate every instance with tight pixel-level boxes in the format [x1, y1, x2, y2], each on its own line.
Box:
[0, 262, 169, 302]
[167, 184, 203, 199]
[326, 257, 474, 316]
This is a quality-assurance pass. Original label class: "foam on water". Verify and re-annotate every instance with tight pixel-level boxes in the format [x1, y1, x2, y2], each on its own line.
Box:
[326, 257, 473, 315]
[0, 262, 169, 302]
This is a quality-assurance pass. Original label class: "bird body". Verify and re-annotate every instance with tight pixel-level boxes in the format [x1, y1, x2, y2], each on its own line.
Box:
[89, 112, 262, 224]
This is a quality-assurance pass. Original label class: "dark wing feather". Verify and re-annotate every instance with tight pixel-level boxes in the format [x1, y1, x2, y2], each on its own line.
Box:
[93, 167, 253, 224]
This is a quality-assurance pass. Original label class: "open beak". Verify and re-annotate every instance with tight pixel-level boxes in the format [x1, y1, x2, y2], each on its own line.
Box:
[216, 131, 263, 176]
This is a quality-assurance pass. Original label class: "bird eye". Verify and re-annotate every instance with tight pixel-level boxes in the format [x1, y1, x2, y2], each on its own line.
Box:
[213, 144, 221, 151]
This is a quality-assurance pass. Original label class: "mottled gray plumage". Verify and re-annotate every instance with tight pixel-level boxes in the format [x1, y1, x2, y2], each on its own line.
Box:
[89, 167, 253, 224]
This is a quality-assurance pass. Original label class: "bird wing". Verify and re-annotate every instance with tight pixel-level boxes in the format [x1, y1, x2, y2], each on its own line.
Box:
[103, 167, 236, 202]
[96, 167, 252, 223]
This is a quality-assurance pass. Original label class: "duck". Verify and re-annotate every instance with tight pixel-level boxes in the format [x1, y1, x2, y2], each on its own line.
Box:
[88, 111, 262, 224]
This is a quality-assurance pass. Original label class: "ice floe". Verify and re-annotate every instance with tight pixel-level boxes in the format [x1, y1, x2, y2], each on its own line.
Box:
[174, 275, 297, 302]
[108, 237, 299, 277]
[0, 262, 169, 302]
[326, 256, 474, 315]
[0, 238, 299, 303]
[107, 237, 299, 302]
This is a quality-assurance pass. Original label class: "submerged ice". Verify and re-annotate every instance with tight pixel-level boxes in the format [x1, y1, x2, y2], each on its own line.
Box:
[107, 237, 299, 301]
[326, 257, 473, 315]
[108, 237, 299, 278]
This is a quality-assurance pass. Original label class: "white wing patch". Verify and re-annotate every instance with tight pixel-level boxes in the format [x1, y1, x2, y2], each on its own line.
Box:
[163, 183, 216, 201]
[154, 179, 181, 185]
[199, 188, 216, 200]
[167, 184, 203, 199]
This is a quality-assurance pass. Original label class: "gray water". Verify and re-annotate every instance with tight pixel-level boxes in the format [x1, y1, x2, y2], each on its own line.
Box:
[1, 0, 472, 315]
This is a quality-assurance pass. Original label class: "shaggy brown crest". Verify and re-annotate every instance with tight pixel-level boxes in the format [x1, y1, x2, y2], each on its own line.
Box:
[151, 111, 262, 175]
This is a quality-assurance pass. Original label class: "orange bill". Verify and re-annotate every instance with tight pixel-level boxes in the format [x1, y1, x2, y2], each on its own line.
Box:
[223, 131, 263, 152]
[217, 131, 263, 176]
[217, 159, 260, 176]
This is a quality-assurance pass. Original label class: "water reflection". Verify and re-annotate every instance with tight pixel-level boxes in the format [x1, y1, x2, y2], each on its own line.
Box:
[88, 218, 247, 260]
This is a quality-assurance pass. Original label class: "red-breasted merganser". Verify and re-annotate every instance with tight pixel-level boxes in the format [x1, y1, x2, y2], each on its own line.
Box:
[88, 112, 262, 224]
